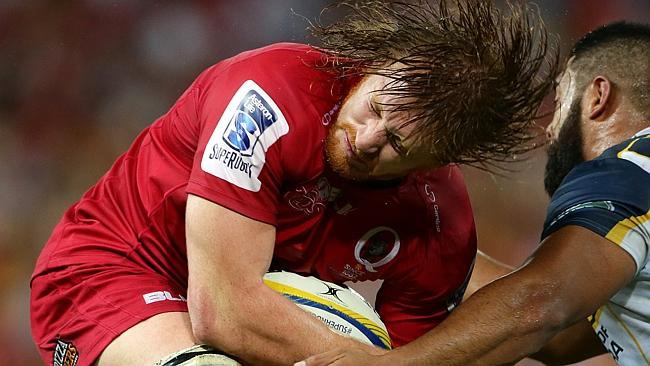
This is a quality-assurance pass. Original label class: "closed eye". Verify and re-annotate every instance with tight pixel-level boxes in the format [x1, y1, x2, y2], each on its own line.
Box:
[386, 129, 407, 156]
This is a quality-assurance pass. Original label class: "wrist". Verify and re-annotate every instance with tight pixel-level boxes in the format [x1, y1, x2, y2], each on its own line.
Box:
[379, 347, 420, 366]
[347, 337, 387, 356]
[367, 346, 388, 357]
[376, 351, 405, 366]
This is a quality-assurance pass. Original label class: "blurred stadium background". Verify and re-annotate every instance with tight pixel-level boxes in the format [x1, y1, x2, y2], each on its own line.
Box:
[1, 1, 648, 364]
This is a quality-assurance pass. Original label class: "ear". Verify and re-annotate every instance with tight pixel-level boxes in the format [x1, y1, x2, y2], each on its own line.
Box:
[587, 76, 611, 119]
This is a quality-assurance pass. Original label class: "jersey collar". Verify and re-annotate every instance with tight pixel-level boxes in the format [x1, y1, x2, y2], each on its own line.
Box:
[633, 126, 650, 137]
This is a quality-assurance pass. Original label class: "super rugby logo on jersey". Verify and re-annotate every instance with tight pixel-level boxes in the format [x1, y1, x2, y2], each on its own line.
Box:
[202, 80, 289, 191]
[223, 90, 277, 155]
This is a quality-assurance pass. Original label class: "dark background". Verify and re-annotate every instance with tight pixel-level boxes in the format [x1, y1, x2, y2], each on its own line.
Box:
[1, 1, 649, 364]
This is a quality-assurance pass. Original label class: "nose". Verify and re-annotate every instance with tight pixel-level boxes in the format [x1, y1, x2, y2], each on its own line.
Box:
[545, 121, 557, 141]
[545, 124, 553, 140]
[354, 120, 386, 156]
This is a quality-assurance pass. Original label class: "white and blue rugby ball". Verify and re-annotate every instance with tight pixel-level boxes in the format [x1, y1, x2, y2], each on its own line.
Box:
[263, 271, 392, 350]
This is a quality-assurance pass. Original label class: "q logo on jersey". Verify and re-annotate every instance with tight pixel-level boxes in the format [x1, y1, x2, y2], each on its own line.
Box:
[354, 227, 400, 273]
[202, 80, 289, 191]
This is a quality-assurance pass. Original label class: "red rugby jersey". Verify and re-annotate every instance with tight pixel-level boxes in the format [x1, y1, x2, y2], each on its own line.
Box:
[33, 43, 477, 346]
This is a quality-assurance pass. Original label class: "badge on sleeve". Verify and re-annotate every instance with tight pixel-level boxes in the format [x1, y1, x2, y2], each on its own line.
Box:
[201, 80, 289, 191]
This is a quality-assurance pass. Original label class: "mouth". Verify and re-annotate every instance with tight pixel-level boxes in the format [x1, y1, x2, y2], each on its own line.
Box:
[343, 130, 370, 174]
[343, 131, 357, 158]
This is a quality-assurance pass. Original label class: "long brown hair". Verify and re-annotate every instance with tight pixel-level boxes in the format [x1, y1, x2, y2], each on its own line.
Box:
[309, 0, 558, 167]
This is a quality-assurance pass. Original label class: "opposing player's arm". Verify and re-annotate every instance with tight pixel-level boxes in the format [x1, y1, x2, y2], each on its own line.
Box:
[467, 249, 608, 365]
[530, 319, 608, 365]
[379, 225, 635, 365]
[185, 194, 382, 365]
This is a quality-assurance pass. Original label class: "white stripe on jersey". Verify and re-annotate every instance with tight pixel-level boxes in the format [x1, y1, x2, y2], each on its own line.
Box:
[618, 150, 650, 174]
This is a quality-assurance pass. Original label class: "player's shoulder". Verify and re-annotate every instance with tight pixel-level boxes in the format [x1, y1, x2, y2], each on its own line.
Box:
[560, 129, 650, 189]
[201, 42, 340, 104]
[236, 42, 322, 59]
[408, 166, 472, 213]
[415, 164, 465, 182]
[194, 42, 337, 117]
[409, 165, 474, 224]
[548, 129, 650, 218]
[602, 128, 650, 157]
[543, 129, 650, 244]
[194, 43, 341, 188]
[213, 43, 324, 76]
[599, 128, 650, 170]
[413, 165, 468, 195]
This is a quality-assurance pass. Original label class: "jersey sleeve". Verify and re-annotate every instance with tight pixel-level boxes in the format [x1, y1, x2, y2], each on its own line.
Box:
[542, 136, 650, 274]
[186, 57, 292, 226]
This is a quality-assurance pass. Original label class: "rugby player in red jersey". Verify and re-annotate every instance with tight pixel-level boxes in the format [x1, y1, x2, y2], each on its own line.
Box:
[30, 1, 556, 365]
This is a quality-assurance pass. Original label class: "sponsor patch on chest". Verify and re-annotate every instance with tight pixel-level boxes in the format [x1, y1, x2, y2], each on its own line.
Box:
[201, 80, 289, 191]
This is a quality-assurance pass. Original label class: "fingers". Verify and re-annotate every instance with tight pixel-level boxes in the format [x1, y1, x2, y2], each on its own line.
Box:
[295, 348, 346, 366]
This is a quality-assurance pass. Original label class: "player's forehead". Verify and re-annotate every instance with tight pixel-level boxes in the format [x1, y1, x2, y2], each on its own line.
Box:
[359, 63, 410, 95]
[362, 75, 417, 126]
[357, 72, 390, 94]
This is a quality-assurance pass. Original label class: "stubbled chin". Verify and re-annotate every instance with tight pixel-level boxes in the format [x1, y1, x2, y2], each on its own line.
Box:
[325, 131, 368, 181]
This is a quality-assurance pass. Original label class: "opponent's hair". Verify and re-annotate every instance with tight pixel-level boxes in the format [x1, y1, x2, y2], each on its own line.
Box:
[569, 21, 650, 117]
[309, 0, 558, 166]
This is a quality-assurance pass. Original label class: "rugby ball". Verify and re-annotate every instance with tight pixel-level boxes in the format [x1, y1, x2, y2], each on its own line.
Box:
[263, 271, 391, 350]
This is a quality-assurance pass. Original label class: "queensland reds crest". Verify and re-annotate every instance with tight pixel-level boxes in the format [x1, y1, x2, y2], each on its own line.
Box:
[354, 227, 400, 272]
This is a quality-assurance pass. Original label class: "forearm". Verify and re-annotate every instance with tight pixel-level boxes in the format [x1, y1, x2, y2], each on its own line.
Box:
[529, 320, 606, 365]
[186, 196, 384, 365]
[297, 227, 634, 366]
[192, 282, 380, 365]
[383, 275, 567, 366]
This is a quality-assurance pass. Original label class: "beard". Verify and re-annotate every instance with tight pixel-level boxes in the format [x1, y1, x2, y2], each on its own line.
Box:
[544, 98, 586, 197]
[325, 122, 375, 182]
[325, 125, 353, 179]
